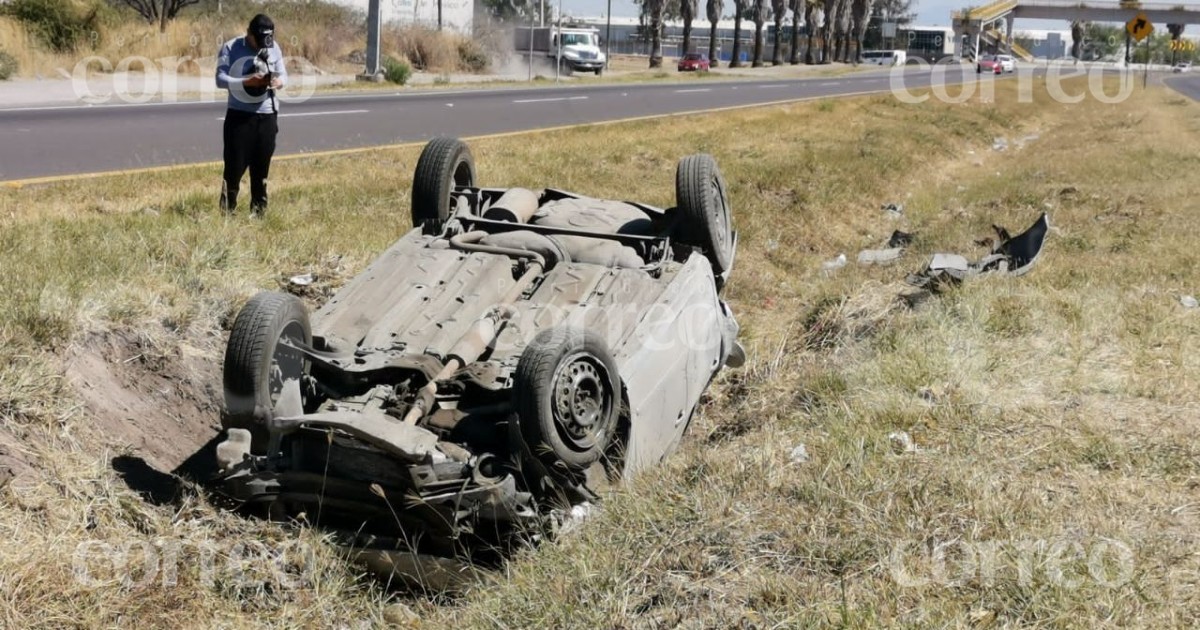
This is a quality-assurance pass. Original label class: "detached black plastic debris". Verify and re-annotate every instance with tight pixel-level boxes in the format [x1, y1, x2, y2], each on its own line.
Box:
[888, 230, 915, 248]
[906, 213, 1050, 292]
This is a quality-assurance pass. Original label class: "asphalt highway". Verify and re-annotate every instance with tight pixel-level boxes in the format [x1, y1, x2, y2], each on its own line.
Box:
[1165, 73, 1200, 101]
[0, 67, 990, 183]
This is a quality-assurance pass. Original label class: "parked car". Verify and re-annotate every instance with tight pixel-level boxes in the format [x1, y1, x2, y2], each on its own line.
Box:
[214, 137, 743, 588]
[1174, 62, 1192, 73]
[678, 52, 711, 71]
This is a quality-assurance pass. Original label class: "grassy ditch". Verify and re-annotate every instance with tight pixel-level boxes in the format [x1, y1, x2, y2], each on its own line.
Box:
[0, 78, 1198, 627]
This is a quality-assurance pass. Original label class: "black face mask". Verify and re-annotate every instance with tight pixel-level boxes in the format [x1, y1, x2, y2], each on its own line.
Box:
[254, 29, 274, 50]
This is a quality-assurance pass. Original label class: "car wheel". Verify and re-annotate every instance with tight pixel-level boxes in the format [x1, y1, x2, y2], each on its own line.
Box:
[223, 291, 311, 453]
[515, 326, 620, 472]
[674, 153, 735, 284]
[595, 68, 603, 76]
[411, 137, 475, 231]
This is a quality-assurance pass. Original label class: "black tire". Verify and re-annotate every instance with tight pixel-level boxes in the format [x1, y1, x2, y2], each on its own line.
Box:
[223, 292, 311, 450]
[514, 327, 620, 472]
[594, 68, 603, 76]
[411, 137, 476, 230]
[674, 153, 735, 281]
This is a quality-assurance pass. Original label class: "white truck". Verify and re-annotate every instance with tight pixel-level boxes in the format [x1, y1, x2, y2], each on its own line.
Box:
[514, 25, 606, 75]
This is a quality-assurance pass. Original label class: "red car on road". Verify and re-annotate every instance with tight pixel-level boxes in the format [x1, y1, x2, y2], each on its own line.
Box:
[678, 52, 711, 72]
[977, 54, 1014, 74]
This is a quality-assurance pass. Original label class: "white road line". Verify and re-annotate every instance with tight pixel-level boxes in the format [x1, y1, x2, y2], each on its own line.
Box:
[216, 108, 368, 121]
[512, 96, 589, 103]
[758, 84, 787, 88]
[674, 88, 712, 93]
[819, 81, 842, 86]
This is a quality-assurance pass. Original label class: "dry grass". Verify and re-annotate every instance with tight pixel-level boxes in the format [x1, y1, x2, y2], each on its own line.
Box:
[0, 0, 484, 79]
[1, 78, 1199, 627]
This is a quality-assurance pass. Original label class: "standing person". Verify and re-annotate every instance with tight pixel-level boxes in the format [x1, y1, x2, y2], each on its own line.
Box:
[216, 14, 288, 216]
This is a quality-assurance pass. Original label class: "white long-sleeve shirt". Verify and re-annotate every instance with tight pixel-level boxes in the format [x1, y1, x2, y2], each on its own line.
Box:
[216, 37, 288, 114]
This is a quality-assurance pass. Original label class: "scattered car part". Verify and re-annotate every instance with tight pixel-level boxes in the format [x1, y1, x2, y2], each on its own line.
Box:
[906, 213, 1049, 291]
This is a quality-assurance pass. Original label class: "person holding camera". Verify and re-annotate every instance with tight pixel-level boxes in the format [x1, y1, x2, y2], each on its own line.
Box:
[216, 14, 288, 216]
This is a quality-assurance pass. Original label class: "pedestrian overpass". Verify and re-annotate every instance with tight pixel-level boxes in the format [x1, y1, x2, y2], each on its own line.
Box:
[952, 0, 1200, 61]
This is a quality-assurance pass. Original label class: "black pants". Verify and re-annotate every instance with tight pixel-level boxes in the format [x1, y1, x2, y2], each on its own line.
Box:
[222, 109, 278, 213]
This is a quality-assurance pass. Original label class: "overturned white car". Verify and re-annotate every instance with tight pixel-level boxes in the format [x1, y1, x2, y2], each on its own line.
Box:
[214, 137, 742, 582]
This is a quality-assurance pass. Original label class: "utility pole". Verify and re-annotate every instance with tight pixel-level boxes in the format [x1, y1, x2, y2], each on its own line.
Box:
[438, 0, 442, 30]
[605, 0, 612, 69]
[358, 0, 383, 81]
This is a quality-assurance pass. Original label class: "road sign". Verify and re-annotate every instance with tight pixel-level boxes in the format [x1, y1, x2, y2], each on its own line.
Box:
[1170, 40, 1197, 51]
[1126, 13, 1153, 42]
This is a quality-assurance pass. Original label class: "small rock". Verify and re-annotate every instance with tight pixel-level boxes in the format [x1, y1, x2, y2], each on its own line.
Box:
[789, 444, 810, 464]
[382, 602, 419, 626]
[821, 253, 847, 272]
[992, 137, 1008, 151]
[882, 202, 904, 219]
[766, 239, 779, 252]
[1182, 295, 1198, 309]
[888, 431, 918, 454]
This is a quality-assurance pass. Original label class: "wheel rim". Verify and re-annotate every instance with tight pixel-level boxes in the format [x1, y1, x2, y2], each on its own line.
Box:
[709, 172, 732, 253]
[452, 158, 473, 188]
[551, 352, 612, 452]
[268, 322, 307, 410]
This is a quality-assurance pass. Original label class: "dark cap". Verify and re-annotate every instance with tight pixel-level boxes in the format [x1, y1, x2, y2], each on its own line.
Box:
[249, 14, 274, 35]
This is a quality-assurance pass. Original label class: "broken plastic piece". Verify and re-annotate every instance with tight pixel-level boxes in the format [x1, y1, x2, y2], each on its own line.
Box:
[906, 213, 1049, 291]
[822, 253, 848, 271]
[888, 230, 915, 248]
[857, 248, 904, 266]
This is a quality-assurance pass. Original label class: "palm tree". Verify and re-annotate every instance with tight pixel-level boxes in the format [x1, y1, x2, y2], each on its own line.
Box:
[730, 0, 747, 66]
[648, 0, 666, 67]
[850, 0, 871, 63]
[804, 2, 820, 63]
[772, 0, 788, 64]
[789, 0, 805, 64]
[1070, 20, 1084, 61]
[752, 0, 768, 66]
[681, 0, 698, 54]
[836, 0, 852, 61]
[821, 0, 837, 63]
[707, 0, 724, 67]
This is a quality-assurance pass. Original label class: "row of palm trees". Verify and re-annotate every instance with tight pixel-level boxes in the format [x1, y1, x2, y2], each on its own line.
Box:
[644, 0, 875, 68]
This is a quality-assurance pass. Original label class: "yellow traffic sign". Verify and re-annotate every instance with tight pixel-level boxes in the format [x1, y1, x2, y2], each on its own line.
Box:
[1126, 13, 1154, 42]
[1170, 40, 1197, 51]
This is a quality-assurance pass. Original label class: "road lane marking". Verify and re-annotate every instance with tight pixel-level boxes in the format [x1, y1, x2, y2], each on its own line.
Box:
[758, 84, 787, 88]
[215, 109, 368, 121]
[819, 82, 842, 86]
[512, 96, 589, 103]
[674, 88, 712, 93]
